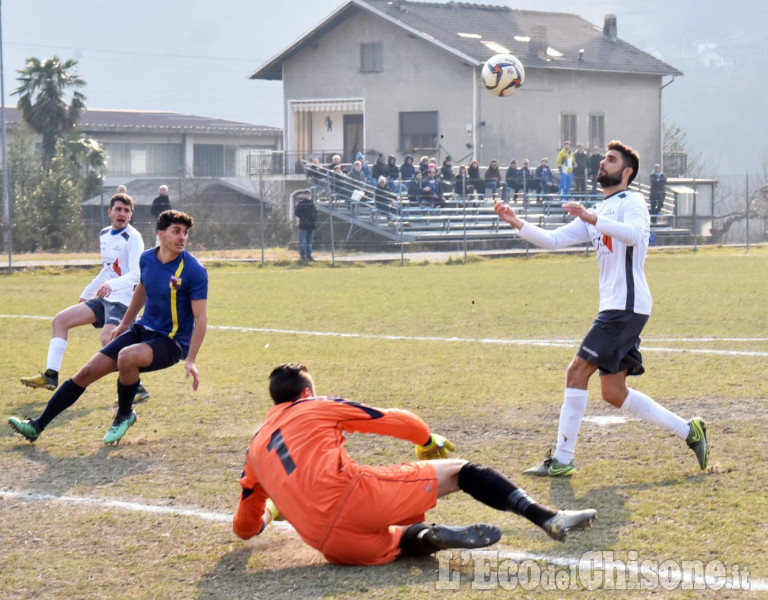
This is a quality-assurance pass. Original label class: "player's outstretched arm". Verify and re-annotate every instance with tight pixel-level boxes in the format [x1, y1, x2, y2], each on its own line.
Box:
[185, 299, 208, 391]
[494, 199, 524, 229]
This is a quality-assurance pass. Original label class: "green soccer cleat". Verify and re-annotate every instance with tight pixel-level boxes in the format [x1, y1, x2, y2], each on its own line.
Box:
[8, 417, 42, 442]
[103, 411, 137, 444]
[423, 523, 502, 550]
[686, 417, 709, 470]
[523, 450, 577, 477]
[542, 509, 597, 542]
[134, 383, 151, 404]
[20, 370, 58, 391]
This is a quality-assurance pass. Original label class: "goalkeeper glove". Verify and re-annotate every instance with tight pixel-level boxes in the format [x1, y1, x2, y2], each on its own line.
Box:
[415, 433, 456, 460]
[265, 498, 283, 523]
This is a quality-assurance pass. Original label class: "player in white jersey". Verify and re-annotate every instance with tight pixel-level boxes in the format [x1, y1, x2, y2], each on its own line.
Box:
[494, 140, 709, 476]
[20, 193, 151, 403]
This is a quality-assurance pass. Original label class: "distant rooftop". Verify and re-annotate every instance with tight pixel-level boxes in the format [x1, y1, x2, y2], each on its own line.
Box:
[3, 107, 281, 137]
[252, 0, 681, 80]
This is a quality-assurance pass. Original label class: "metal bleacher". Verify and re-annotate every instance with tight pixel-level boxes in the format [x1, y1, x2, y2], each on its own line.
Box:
[302, 161, 680, 248]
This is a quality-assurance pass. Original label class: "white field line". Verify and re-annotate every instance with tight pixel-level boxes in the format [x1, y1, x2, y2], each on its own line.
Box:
[1, 489, 763, 592]
[3, 314, 768, 358]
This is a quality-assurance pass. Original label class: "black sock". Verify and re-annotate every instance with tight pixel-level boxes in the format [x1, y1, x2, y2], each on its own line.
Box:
[458, 462, 556, 527]
[398, 523, 435, 556]
[36, 379, 86, 430]
[117, 379, 140, 417]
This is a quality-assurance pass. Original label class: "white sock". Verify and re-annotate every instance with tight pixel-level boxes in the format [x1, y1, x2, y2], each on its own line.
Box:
[621, 388, 689, 439]
[46, 337, 68, 373]
[553, 388, 588, 464]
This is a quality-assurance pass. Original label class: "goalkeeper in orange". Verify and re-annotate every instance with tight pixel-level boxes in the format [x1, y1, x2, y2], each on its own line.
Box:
[232, 363, 597, 565]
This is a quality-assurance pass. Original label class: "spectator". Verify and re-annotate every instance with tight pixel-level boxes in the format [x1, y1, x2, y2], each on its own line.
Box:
[573, 144, 588, 195]
[294, 190, 317, 262]
[424, 164, 446, 208]
[374, 176, 398, 214]
[347, 160, 367, 188]
[535, 158, 558, 196]
[418, 155, 430, 176]
[327, 154, 345, 174]
[306, 158, 326, 187]
[407, 171, 430, 206]
[386, 155, 407, 195]
[589, 147, 603, 193]
[484, 159, 503, 199]
[468, 160, 485, 196]
[400, 154, 416, 181]
[440, 156, 455, 194]
[151, 185, 172, 218]
[454, 165, 471, 198]
[355, 152, 375, 185]
[371, 154, 388, 181]
[330, 164, 350, 198]
[117, 184, 128, 193]
[504, 160, 523, 201]
[520, 159, 534, 194]
[649, 164, 667, 221]
[556, 141, 575, 198]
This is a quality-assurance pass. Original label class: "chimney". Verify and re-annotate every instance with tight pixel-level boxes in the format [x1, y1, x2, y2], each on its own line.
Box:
[529, 24, 549, 61]
[604, 14, 618, 42]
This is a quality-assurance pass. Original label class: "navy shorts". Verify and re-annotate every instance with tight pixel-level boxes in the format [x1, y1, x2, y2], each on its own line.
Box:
[85, 298, 128, 329]
[576, 310, 649, 376]
[100, 323, 183, 372]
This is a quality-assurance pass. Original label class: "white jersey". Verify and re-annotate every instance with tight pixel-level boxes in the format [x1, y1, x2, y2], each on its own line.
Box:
[80, 224, 145, 307]
[517, 190, 652, 315]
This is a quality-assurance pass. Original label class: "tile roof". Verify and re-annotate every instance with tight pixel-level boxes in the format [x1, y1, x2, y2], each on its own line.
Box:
[3, 107, 280, 136]
[252, 0, 681, 79]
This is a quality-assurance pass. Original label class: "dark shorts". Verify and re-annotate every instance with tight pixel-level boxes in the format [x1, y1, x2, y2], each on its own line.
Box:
[99, 323, 182, 372]
[85, 298, 128, 329]
[577, 310, 649, 376]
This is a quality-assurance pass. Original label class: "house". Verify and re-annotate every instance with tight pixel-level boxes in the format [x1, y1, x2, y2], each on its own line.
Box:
[4, 107, 282, 182]
[250, 0, 682, 174]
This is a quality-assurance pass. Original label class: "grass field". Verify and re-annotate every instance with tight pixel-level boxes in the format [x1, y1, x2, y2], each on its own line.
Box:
[1, 246, 767, 599]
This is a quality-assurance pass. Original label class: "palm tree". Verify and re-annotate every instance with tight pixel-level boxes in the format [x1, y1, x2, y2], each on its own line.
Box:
[13, 56, 87, 169]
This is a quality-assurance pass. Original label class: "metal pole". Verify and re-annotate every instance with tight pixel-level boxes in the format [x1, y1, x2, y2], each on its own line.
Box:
[259, 169, 265, 266]
[745, 171, 750, 252]
[328, 185, 335, 267]
[462, 171, 468, 261]
[692, 185, 698, 252]
[0, 0, 12, 272]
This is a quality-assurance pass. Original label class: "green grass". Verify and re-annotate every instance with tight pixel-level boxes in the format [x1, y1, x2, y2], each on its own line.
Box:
[1, 246, 767, 599]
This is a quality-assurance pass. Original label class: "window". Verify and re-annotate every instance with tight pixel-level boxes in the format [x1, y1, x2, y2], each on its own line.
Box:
[194, 144, 237, 177]
[360, 42, 383, 73]
[589, 114, 605, 150]
[130, 149, 147, 175]
[399, 111, 438, 153]
[561, 113, 577, 147]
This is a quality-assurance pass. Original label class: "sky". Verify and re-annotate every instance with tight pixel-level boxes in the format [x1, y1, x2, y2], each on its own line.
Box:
[3, 0, 766, 176]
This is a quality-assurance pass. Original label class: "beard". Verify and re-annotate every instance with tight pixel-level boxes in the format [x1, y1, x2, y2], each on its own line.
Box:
[597, 168, 623, 188]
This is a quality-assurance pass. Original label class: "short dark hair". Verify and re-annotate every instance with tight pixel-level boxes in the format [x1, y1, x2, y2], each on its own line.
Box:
[110, 193, 134, 211]
[269, 363, 313, 404]
[606, 140, 640, 185]
[156, 209, 194, 231]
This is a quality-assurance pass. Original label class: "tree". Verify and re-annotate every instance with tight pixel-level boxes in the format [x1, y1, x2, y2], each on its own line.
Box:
[63, 133, 106, 199]
[13, 56, 86, 169]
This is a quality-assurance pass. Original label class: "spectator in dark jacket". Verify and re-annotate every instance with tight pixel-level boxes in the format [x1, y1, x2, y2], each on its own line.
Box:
[151, 185, 172, 218]
[504, 160, 523, 201]
[294, 190, 317, 261]
[649, 164, 667, 220]
[588, 147, 603, 193]
[468, 160, 485, 196]
[573, 144, 589, 194]
[440, 156, 455, 194]
[484, 159, 503, 199]
[400, 154, 416, 181]
[387, 155, 406, 194]
[371, 154, 388, 181]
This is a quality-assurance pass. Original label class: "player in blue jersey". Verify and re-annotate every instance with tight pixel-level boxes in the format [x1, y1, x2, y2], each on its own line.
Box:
[9, 210, 208, 445]
[495, 140, 709, 476]
[19, 193, 151, 403]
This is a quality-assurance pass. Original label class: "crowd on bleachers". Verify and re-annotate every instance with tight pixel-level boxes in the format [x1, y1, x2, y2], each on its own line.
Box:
[306, 146, 606, 213]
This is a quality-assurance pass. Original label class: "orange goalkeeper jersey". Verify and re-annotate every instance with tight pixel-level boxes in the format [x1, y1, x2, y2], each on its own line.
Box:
[233, 396, 432, 548]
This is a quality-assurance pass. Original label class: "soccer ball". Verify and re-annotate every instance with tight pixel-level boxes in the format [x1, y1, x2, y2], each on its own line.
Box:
[481, 54, 525, 97]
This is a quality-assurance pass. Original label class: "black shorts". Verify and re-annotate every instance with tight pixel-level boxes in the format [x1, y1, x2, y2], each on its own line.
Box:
[576, 310, 649, 376]
[99, 323, 182, 372]
[85, 298, 128, 329]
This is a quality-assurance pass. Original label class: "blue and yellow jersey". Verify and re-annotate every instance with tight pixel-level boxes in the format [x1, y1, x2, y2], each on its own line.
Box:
[137, 248, 208, 356]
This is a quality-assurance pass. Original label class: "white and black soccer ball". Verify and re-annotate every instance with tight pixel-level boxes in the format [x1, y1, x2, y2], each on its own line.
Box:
[481, 54, 525, 97]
